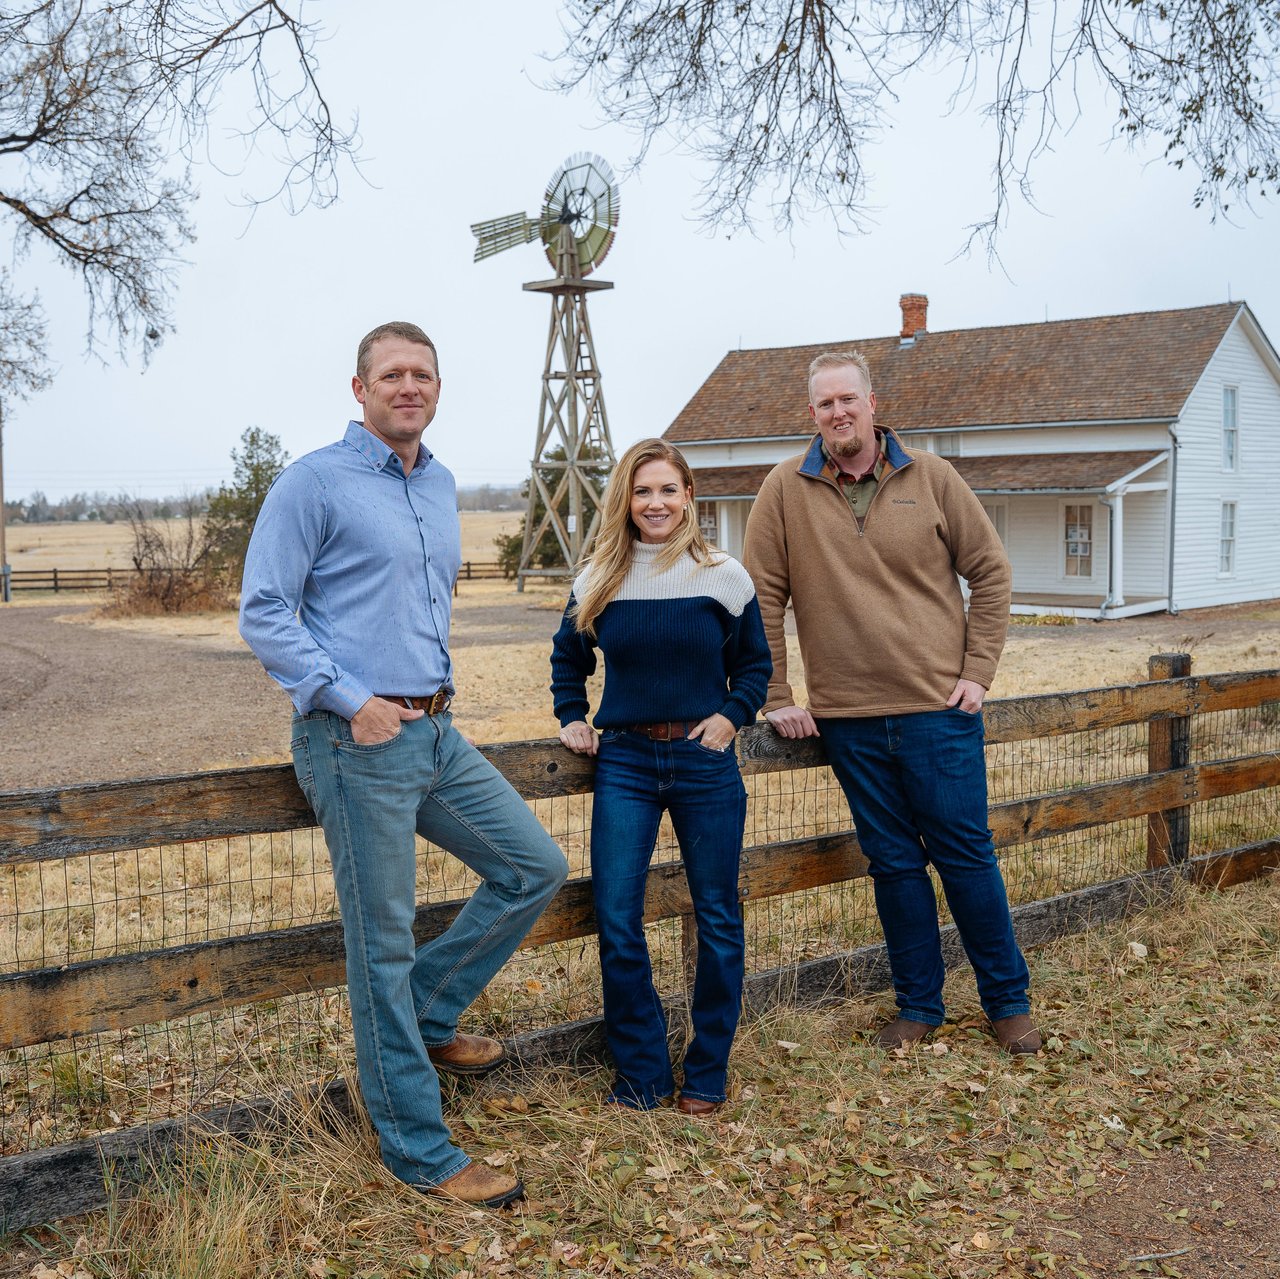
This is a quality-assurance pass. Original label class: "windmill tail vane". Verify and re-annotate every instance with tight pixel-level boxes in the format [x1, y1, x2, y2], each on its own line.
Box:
[470, 212, 539, 263]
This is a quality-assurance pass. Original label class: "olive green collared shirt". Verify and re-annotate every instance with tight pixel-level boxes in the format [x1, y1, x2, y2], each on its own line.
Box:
[821, 439, 886, 525]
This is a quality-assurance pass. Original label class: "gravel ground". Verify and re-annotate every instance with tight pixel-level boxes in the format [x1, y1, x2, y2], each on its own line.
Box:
[3, 594, 1279, 793]
[0, 603, 292, 791]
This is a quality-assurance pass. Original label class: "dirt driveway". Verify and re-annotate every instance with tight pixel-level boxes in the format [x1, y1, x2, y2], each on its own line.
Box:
[3, 592, 1280, 792]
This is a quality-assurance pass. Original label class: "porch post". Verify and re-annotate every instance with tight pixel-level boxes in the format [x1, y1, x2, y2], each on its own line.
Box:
[1109, 491, 1126, 608]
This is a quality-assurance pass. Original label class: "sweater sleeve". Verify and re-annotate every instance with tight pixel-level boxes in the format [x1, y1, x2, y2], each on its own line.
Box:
[742, 468, 796, 713]
[718, 594, 773, 729]
[940, 465, 1012, 689]
[549, 594, 598, 726]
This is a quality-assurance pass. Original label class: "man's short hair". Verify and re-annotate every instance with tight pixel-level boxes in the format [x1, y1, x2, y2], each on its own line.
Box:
[356, 322, 439, 383]
[808, 350, 872, 400]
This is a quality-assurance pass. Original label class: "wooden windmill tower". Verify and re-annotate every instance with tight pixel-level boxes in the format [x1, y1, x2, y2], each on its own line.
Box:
[471, 154, 619, 589]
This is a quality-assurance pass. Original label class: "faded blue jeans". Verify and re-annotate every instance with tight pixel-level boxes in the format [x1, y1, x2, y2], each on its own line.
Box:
[291, 710, 568, 1186]
[590, 729, 748, 1108]
[817, 708, 1030, 1027]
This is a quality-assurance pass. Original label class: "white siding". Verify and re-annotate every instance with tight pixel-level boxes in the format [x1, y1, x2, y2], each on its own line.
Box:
[1004, 497, 1108, 595]
[679, 439, 806, 469]
[901, 423, 1169, 455]
[717, 500, 750, 559]
[1115, 490, 1167, 596]
[1170, 319, 1280, 609]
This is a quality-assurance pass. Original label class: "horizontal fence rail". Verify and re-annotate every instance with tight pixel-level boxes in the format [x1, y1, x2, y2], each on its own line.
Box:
[6, 562, 509, 593]
[1, 657, 1279, 1229]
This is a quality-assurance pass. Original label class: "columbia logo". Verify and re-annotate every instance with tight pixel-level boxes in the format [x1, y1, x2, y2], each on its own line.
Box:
[892, 498, 917, 505]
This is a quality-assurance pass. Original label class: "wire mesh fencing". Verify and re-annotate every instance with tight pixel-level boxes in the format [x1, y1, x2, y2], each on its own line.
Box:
[3, 671, 1279, 1159]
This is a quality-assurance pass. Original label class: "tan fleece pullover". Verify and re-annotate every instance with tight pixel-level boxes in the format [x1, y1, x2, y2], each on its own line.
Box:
[742, 431, 1011, 718]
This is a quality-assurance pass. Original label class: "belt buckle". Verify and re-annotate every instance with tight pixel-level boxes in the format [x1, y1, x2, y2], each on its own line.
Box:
[653, 722, 672, 741]
[428, 689, 449, 716]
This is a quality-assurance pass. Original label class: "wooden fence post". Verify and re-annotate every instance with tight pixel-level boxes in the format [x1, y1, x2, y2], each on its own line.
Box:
[1147, 652, 1192, 867]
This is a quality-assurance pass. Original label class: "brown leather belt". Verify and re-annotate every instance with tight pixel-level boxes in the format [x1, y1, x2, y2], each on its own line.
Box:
[379, 689, 452, 715]
[629, 721, 693, 741]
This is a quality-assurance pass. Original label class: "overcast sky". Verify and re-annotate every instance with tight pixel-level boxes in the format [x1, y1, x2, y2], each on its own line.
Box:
[6, 1, 1279, 503]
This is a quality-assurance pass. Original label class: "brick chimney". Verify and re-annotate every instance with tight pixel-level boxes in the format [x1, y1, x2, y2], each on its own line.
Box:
[900, 293, 928, 341]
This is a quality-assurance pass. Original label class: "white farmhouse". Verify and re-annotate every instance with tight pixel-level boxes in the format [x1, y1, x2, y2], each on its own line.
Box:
[665, 296, 1280, 618]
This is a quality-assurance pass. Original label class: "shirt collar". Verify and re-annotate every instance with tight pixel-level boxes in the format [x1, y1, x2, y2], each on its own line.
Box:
[821, 431, 884, 484]
[343, 420, 431, 476]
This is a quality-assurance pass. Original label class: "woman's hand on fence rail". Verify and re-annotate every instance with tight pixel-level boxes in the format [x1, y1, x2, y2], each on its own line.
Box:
[559, 720, 599, 755]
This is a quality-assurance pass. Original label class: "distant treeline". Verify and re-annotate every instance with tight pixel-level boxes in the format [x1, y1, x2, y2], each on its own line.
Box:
[5, 483, 523, 525]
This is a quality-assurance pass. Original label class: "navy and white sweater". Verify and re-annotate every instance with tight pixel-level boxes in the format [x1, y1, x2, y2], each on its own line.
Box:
[550, 541, 772, 731]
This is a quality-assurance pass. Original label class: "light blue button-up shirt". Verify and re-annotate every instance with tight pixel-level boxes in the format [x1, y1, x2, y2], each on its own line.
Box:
[240, 421, 461, 717]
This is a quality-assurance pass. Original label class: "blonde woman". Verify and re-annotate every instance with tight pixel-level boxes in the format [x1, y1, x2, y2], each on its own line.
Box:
[551, 439, 770, 1115]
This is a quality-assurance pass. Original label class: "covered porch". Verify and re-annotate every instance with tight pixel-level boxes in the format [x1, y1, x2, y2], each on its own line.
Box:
[953, 450, 1171, 621]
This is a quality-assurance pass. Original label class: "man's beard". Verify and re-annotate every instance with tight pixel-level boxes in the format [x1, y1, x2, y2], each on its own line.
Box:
[829, 434, 865, 459]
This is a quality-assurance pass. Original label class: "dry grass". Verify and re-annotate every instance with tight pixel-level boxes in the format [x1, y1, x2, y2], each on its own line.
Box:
[5, 521, 141, 569]
[9, 876, 1278, 1279]
[4, 522, 1280, 1274]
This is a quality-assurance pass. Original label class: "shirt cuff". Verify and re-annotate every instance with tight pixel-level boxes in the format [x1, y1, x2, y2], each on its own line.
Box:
[314, 674, 375, 720]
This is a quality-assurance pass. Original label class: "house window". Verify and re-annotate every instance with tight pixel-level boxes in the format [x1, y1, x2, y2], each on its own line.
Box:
[1222, 386, 1239, 471]
[935, 432, 961, 457]
[1064, 504, 1093, 578]
[1220, 501, 1237, 575]
[981, 501, 1008, 547]
[696, 500, 719, 545]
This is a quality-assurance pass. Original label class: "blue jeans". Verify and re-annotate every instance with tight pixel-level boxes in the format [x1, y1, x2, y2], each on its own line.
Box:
[590, 730, 748, 1107]
[291, 710, 568, 1186]
[817, 709, 1030, 1027]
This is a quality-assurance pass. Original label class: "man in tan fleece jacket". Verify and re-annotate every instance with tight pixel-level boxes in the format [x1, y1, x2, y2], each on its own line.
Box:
[742, 350, 1039, 1054]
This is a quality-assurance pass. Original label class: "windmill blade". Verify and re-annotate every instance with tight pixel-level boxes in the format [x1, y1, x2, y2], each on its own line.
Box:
[470, 211, 539, 262]
[540, 154, 620, 275]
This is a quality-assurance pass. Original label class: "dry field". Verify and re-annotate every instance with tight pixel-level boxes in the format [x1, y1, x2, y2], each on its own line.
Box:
[2, 521, 1279, 1278]
[4, 511, 519, 573]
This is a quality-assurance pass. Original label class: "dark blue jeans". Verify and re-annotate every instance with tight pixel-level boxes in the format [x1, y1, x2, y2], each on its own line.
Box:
[590, 730, 748, 1107]
[818, 708, 1030, 1027]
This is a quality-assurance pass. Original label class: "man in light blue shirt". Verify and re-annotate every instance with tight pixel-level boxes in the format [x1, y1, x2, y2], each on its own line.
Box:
[241, 322, 568, 1208]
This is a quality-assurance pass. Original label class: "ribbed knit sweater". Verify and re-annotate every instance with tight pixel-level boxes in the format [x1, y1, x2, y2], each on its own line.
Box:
[550, 541, 771, 731]
[743, 430, 1011, 718]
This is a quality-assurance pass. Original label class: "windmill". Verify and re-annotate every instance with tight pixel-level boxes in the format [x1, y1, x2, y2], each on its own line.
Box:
[472, 154, 620, 589]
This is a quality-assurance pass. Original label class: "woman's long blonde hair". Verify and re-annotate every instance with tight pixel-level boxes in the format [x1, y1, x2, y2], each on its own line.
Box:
[573, 438, 716, 635]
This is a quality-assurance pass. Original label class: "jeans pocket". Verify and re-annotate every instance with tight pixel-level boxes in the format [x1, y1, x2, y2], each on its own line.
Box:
[290, 734, 318, 811]
[333, 714, 405, 753]
[337, 729, 404, 753]
[599, 729, 626, 745]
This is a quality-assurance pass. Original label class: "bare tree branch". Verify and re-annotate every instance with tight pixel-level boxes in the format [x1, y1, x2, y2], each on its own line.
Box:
[0, 0, 356, 390]
[552, 0, 1280, 243]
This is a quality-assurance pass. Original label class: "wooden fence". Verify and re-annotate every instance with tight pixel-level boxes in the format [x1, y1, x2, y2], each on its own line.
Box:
[5, 562, 509, 594]
[1, 656, 1278, 1228]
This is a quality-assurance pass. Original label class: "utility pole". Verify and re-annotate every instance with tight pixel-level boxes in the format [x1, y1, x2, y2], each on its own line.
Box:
[0, 402, 9, 603]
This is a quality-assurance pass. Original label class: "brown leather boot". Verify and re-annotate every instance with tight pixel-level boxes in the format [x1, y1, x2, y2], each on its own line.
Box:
[992, 1014, 1042, 1055]
[873, 1017, 934, 1049]
[425, 1162, 524, 1209]
[676, 1095, 723, 1116]
[427, 1033, 506, 1076]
